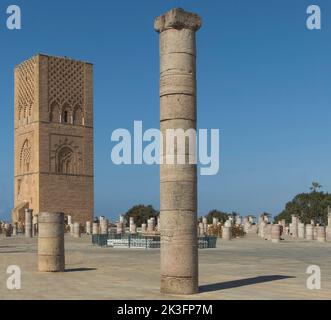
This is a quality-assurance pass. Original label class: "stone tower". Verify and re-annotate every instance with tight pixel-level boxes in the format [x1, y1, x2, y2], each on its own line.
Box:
[12, 54, 94, 224]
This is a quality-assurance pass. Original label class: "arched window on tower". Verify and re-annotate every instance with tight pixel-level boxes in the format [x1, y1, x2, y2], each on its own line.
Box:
[62, 104, 72, 124]
[50, 102, 61, 123]
[57, 147, 75, 174]
[73, 106, 83, 125]
[20, 139, 31, 174]
[64, 111, 69, 123]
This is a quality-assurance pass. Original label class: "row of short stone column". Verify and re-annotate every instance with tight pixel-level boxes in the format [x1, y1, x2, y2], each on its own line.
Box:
[23, 209, 38, 237]
[66, 215, 81, 238]
[289, 214, 329, 242]
[88, 215, 161, 236]
[198, 217, 233, 240]
[302, 224, 327, 242]
[258, 222, 281, 243]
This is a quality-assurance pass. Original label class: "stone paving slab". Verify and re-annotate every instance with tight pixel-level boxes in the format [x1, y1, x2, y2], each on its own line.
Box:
[0, 234, 330, 300]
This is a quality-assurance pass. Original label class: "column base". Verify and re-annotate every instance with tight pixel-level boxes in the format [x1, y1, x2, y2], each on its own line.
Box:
[161, 275, 198, 295]
[38, 255, 65, 272]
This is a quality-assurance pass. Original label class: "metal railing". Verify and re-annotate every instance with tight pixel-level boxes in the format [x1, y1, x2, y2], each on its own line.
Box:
[92, 233, 217, 249]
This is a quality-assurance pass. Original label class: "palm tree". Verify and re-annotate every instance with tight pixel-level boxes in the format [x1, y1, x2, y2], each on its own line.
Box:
[310, 182, 322, 193]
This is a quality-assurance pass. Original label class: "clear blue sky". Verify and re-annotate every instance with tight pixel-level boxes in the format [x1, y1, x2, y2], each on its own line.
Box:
[0, 0, 330, 221]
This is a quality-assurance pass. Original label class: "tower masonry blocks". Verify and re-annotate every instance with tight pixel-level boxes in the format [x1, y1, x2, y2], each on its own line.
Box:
[155, 8, 201, 295]
[12, 54, 94, 224]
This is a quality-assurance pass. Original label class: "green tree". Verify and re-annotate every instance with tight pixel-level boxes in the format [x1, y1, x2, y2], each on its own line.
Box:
[310, 182, 322, 192]
[204, 209, 229, 224]
[274, 182, 331, 225]
[124, 204, 159, 227]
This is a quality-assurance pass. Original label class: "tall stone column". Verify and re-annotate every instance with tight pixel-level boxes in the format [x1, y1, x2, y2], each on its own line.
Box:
[155, 8, 201, 295]
[25, 209, 33, 238]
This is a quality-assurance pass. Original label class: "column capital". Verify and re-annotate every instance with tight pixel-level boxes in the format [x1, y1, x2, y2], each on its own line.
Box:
[154, 8, 202, 33]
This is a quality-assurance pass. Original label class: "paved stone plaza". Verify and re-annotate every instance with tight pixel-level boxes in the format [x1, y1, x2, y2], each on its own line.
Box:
[0, 234, 330, 300]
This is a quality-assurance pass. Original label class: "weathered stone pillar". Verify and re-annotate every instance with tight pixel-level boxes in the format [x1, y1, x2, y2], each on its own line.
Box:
[33, 215, 38, 237]
[326, 226, 331, 242]
[198, 222, 204, 236]
[305, 224, 314, 240]
[116, 222, 124, 235]
[38, 212, 65, 272]
[313, 225, 318, 240]
[244, 222, 251, 233]
[271, 224, 280, 243]
[298, 223, 305, 239]
[73, 222, 81, 238]
[259, 221, 266, 238]
[224, 220, 232, 228]
[86, 221, 91, 235]
[317, 226, 326, 243]
[92, 222, 99, 235]
[100, 219, 108, 235]
[222, 226, 231, 241]
[12, 223, 17, 236]
[141, 223, 147, 233]
[291, 215, 298, 238]
[25, 209, 33, 238]
[202, 218, 208, 235]
[129, 218, 137, 234]
[265, 224, 272, 240]
[155, 8, 201, 295]
[147, 218, 155, 232]
[131, 224, 137, 234]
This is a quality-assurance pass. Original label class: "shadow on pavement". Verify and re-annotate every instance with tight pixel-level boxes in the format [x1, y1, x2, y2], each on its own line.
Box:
[199, 275, 295, 293]
[65, 267, 97, 272]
